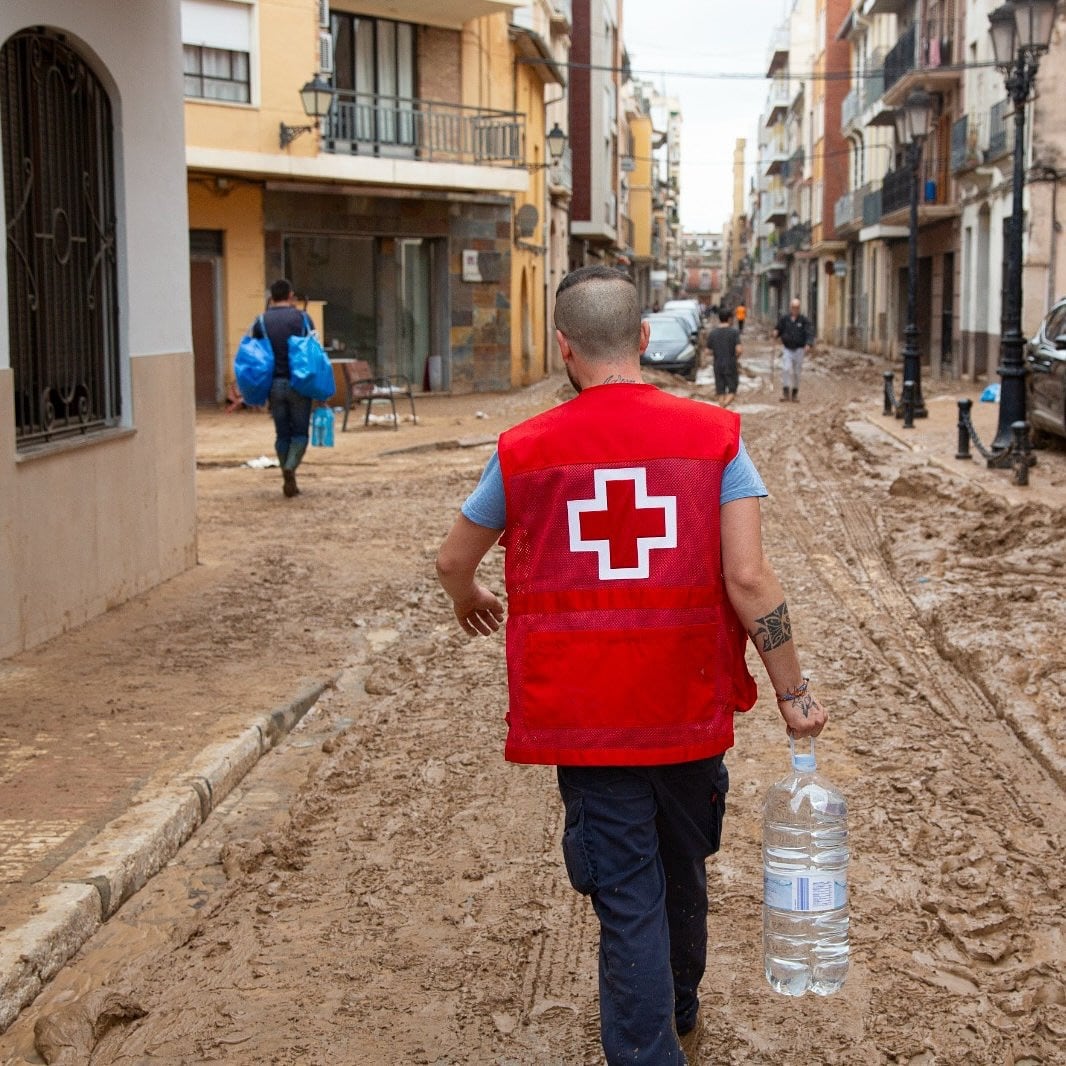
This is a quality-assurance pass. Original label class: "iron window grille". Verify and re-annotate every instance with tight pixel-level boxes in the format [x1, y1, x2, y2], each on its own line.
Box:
[2, 29, 121, 449]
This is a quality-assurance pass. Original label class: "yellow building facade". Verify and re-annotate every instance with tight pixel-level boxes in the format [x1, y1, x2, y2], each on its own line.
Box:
[183, 0, 568, 400]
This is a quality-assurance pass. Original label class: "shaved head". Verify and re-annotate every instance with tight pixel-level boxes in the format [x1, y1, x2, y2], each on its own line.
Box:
[554, 266, 641, 361]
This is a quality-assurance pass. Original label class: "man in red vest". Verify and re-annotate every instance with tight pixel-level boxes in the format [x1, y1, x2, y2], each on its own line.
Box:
[437, 266, 826, 1064]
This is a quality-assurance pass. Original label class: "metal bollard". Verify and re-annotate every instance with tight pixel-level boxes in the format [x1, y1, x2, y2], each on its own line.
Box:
[956, 398, 973, 459]
[1011, 421, 1030, 486]
[883, 371, 895, 416]
[902, 380, 915, 429]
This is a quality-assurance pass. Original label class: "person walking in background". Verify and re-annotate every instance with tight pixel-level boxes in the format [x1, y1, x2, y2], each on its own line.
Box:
[436, 265, 827, 1065]
[772, 297, 814, 403]
[707, 308, 743, 406]
[734, 302, 746, 334]
[252, 279, 315, 497]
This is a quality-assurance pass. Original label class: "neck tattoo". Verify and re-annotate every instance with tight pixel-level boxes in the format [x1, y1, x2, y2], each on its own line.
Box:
[601, 374, 639, 385]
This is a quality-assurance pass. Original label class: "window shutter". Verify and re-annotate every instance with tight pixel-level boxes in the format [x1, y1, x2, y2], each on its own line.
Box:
[318, 0, 330, 29]
[318, 31, 334, 74]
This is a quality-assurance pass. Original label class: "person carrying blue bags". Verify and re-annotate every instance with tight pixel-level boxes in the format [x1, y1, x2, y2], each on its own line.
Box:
[249, 279, 324, 497]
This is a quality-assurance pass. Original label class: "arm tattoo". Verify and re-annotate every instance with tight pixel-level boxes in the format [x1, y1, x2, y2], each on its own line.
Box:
[750, 602, 793, 653]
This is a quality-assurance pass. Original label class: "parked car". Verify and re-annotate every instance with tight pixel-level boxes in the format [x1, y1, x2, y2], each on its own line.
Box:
[640, 313, 698, 380]
[661, 300, 702, 341]
[1026, 296, 1066, 443]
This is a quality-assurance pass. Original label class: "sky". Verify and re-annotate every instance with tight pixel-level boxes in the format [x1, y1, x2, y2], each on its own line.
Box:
[622, 0, 793, 233]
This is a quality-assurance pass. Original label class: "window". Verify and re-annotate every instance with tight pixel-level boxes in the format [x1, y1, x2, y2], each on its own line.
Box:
[183, 45, 250, 102]
[330, 13, 415, 145]
[1, 30, 121, 448]
[181, 0, 253, 103]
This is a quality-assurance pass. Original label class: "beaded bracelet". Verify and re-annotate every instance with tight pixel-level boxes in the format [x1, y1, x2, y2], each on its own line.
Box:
[775, 677, 810, 702]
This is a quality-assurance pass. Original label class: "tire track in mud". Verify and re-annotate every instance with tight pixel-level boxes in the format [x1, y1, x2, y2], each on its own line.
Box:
[746, 389, 1065, 1062]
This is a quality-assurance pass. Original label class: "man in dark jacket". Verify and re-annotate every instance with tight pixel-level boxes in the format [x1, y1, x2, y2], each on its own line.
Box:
[252, 279, 314, 496]
[772, 298, 814, 402]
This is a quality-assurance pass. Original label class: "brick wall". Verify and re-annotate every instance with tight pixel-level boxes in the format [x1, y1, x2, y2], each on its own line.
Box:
[418, 27, 461, 104]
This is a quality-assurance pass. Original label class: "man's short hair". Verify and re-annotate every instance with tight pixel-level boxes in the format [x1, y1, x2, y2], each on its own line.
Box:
[554, 266, 640, 360]
[270, 278, 294, 302]
[719, 310, 731, 323]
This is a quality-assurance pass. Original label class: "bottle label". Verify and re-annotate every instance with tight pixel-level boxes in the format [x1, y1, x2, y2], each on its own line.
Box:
[764, 869, 847, 912]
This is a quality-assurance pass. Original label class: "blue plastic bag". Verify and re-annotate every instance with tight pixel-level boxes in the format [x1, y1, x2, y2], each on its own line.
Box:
[233, 315, 274, 406]
[311, 406, 335, 447]
[980, 383, 1000, 402]
[289, 313, 335, 401]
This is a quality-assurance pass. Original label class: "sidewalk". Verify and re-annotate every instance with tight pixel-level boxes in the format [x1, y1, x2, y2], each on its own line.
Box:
[0, 386, 551, 1033]
[1, 358, 1063, 1034]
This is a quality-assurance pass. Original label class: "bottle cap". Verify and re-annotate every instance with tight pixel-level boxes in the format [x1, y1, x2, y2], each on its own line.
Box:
[789, 736, 816, 772]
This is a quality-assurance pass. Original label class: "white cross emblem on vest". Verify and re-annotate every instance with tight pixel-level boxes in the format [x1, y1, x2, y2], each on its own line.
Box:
[566, 467, 678, 580]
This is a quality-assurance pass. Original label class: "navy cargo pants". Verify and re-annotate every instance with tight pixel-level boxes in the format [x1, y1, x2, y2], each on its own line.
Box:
[556, 756, 728, 1065]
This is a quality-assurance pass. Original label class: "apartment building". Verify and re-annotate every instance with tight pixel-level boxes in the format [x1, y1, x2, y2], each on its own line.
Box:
[828, 0, 1066, 382]
[184, 0, 572, 399]
[753, 1, 817, 323]
[1, 0, 197, 658]
[681, 233, 725, 308]
[568, 0, 624, 267]
[724, 138, 752, 310]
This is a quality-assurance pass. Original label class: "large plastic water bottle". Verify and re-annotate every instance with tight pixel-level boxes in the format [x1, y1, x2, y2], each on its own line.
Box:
[762, 738, 849, 996]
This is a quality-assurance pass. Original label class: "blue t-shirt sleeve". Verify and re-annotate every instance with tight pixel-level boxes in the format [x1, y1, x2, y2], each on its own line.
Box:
[462, 438, 766, 529]
[461, 451, 506, 530]
[720, 438, 768, 505]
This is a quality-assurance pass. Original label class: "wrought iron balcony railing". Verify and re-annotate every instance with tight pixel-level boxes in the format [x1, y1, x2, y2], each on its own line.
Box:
[323, 89, 523, 165]
[883, 19, 962, 96]
[841, 88, 859, 131]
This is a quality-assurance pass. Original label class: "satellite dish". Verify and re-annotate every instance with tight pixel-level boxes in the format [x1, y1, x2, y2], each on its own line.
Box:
[516, 204, 539, 238]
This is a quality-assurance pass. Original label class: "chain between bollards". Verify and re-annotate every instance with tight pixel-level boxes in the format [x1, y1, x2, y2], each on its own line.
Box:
[955, 398, 1034, 484]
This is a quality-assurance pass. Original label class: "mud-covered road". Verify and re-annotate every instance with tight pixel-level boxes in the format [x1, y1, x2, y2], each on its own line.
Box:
[3, 340, 1064, 1064]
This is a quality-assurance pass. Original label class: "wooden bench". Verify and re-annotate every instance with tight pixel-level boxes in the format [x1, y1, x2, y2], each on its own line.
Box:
[340, 359, 417, 431]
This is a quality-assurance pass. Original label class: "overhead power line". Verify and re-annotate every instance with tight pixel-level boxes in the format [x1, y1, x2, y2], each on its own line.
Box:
[517, 56, 1000, 81]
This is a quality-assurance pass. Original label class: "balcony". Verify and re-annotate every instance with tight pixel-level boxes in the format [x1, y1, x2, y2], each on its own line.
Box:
[362, 0, 526, 30]
[764, 137, 789, 176]
[766, 79, 791, 125]
[762, 188, 788, 225]
[550, 0, 572, 30]
[782, 147, 804, 184]
[862, 183, 882, 227]
[766, 24, 789, 77]
[841, 88, 859, 132]
[987, 98, 1014, 162]
[779, 222, 811, 253]
[951, 102, 1015, 174]
[882, 19, 963, 107]
[834, 187, 863, 231]
[881, 163, 911, 215]
[862, 55, 886, 111]
[323, 90, 523, 165]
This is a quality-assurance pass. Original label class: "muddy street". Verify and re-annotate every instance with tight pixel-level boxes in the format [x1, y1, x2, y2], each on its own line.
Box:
[2, 340, 1064, 1065]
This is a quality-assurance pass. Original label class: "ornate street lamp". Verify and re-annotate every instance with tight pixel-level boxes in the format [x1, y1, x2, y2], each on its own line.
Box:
[987, 0, 1056, 454]
[279, 75, 335, 149]
[893, 87, 933, 422]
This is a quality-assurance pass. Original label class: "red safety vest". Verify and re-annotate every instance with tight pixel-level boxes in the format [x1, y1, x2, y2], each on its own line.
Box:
[498, 383, 757, 766]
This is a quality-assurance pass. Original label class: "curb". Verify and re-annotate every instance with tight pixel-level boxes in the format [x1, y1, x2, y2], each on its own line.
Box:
[0, 675, 336, 1033]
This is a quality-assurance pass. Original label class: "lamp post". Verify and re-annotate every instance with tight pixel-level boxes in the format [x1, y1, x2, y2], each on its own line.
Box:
[279, 75, 335, 149]
[893, 88, 934, 421]
[987, 0, 1057, 453]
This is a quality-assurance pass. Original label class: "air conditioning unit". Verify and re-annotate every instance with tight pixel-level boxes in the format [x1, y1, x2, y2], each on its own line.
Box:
[318, 0, 330, 29]
[318, 31, 334, 75]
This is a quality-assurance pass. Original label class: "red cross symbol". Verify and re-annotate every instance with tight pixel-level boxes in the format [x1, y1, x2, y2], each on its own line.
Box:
[567, 467, 677, 580]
